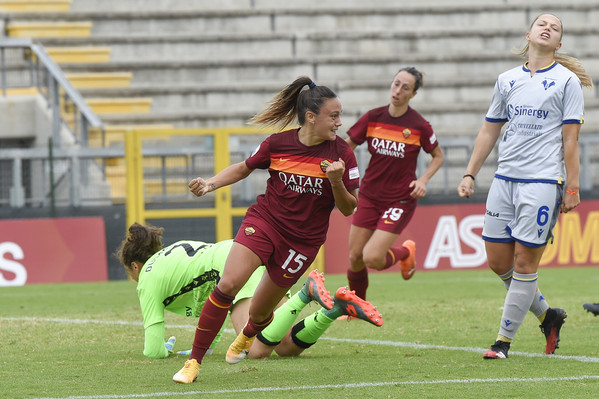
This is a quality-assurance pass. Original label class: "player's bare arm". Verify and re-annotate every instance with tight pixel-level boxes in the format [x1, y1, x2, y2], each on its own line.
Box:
[561, 123, 581, 213]
[411, 145, 444, 198]
[458, 121, 503, 198]
[189, 162, 253, 197]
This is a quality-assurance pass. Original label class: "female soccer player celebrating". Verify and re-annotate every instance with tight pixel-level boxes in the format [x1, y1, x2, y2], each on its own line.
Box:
[175, 76, 362, 383]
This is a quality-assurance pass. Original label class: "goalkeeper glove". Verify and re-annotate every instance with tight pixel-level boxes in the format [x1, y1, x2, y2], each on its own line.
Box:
[165, 336, 176, 353]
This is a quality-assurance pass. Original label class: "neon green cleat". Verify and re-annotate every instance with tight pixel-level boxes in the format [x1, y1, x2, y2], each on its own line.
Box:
[172, 358, 200, 384]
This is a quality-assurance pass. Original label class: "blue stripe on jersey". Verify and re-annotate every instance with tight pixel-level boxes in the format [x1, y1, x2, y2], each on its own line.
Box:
[485, 117, 508, 123]
[495, 174, 560, 184]
[523, 61, 557, 73]
[563, 119, 583, 124]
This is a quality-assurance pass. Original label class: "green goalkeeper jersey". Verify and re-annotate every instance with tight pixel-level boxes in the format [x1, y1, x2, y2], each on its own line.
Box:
[136, 239, 263, 358]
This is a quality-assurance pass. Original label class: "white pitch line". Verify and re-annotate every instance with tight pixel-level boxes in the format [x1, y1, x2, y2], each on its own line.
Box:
[321, 337, 599, 363]
[32, 375, 599, 399]
[4, 316, 599, 363]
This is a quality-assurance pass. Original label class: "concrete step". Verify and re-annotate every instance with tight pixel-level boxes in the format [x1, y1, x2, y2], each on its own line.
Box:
[77, 76, 598, 114]
[1, 87, 40, 96]
[35, 24, 599, 62]
[61, 98, 152, 127]
[85, 97, 153, 114]
[6, 21, 92, 38]
[57, 51, 599, 86]
[94, 99, 599, 138]
[65, 72, 132, 89]
[46, 46, 111, 63]
[78, 82, 282, 111]
[67, 0, 599, 12]
[70, 0, 250, 12]
[0, 0, 71, 13]
[39, 33, 297, 61]
[7, 4, 599, 35]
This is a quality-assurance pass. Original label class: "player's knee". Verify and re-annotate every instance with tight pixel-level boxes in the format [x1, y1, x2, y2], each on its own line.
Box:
[216, 277, 243, 297]
[362, 252, 385, 270]
[348, 249, 364, 266]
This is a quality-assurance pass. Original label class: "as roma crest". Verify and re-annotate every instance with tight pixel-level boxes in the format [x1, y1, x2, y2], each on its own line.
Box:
[244, 226, 256, 236]
[402, 129, 412, 139]
[320, 159, 332, 173]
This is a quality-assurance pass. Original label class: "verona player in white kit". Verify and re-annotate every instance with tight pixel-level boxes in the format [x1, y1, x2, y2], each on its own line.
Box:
[457, 13, 593, 359]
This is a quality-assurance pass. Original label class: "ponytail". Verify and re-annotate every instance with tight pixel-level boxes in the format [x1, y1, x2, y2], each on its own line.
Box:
[249, 76, 337, 129]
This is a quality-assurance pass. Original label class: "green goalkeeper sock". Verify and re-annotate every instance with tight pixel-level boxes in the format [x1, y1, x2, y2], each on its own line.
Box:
[259, 293, 308, 343]
[292, 309, 335, 345]
[322, 302, 343, 320]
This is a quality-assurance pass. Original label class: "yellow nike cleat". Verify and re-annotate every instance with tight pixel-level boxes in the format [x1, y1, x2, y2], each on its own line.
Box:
[172, 359, 200, 384]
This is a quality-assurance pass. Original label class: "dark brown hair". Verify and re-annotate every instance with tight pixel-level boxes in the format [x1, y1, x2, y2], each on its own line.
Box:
[115, 222, 163, 278]
[397, 67, 424, 92]
[249, 76, 337, 129]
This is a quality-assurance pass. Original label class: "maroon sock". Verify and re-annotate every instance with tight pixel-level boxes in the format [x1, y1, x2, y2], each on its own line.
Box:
[383, 246, 410, 270]
[347, 268, 369, 299]
[190, 286, 234, 362]
[242, 313, 274, 337]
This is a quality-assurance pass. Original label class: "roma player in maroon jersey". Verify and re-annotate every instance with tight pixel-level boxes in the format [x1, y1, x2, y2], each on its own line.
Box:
[174, 76, 361, 383]
[345, 67, 444, 299]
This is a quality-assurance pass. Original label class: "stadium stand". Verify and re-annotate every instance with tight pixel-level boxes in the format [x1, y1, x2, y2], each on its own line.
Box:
[1, 0, 598, 204]
[3, 1, 598, 133]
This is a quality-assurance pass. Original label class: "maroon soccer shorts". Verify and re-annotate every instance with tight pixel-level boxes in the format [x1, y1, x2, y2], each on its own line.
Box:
[234, 213, 321, 288]
[351, 195, 416, 234]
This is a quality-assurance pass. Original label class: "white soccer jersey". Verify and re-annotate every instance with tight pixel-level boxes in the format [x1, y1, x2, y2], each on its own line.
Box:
[485, 61, 584, 183]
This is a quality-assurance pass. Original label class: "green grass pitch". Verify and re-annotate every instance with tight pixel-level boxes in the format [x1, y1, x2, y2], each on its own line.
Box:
[1, 266, 598, 398]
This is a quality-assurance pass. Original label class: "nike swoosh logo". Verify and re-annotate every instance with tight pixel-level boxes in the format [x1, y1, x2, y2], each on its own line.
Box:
[283, 274, 294, 279]
[197, 327, 211, 332]
[384, 220, 394, 224]
[279, 158, 290, 162]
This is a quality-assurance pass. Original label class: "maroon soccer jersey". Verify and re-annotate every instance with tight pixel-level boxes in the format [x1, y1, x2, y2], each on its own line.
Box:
[245, 128, 359, 245]
[347, 105, 438, 203]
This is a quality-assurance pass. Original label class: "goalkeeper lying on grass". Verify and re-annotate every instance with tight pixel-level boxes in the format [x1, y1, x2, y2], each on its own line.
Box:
[116, 222, 383, 361]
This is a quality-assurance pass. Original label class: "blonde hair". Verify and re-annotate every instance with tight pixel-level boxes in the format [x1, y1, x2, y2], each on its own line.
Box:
[516, 13, 593, 88]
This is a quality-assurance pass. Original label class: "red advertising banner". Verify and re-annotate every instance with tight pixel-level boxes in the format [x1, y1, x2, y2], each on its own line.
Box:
[324, 200, 599, 274]
[0, 217, 108, 286]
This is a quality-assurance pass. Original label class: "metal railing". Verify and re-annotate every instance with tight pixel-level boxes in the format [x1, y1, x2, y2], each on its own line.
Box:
[0, 38, 103, 147]
[1, 133, 597, 209]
